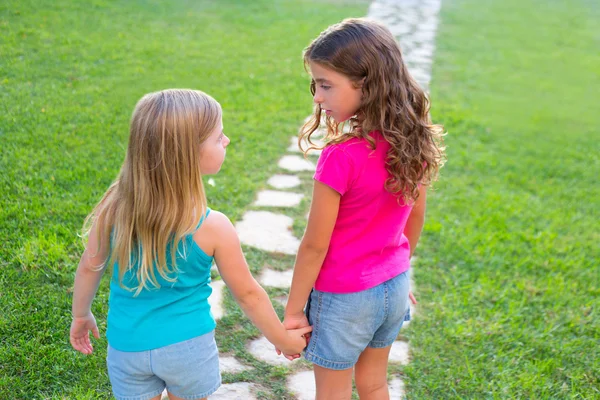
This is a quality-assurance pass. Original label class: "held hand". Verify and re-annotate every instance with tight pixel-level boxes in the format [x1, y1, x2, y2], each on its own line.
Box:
[276, 312, 311, 359]
[279, 326, 312, 360]
[70, 313, 100, 355]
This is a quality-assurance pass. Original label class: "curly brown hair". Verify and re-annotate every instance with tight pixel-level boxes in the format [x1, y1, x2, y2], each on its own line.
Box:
[300, 18, 446, 203]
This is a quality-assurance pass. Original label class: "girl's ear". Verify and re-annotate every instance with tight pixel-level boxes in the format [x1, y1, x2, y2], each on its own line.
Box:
[354, 76, 366, 90]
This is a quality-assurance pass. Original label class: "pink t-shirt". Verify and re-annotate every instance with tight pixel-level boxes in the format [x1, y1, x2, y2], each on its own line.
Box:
[314, 131, 413, 293]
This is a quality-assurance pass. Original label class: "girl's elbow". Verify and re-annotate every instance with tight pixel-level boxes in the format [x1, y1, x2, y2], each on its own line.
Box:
[235, 284, 266, 309]
[299, 241, 329, 256]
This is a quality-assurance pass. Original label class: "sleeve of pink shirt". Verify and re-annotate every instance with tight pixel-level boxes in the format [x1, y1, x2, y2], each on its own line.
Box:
[314, 144, 355, 195]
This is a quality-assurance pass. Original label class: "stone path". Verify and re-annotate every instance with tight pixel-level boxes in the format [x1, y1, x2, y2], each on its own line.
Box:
[163, 1, 441, 398]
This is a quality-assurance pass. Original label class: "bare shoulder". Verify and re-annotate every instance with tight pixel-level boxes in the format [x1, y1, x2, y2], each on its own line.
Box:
[192, 210, 235, 257]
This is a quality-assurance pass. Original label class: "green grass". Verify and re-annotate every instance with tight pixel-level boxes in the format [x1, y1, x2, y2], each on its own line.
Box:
[404, 0, 600, 398]
[0, 1, 368, 398]
[3, 0, 598, 398]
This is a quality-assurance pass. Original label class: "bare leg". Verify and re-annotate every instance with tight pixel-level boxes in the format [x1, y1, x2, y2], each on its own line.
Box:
[314, 364, 354, 400]
[354, 346, 392, 400]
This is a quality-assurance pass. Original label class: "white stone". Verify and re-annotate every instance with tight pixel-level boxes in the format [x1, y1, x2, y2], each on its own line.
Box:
[235, 211, 300, 255]
[274, 295, 288, 306]
[278, 155, 316, 172]
[267, 174, 301, 189]
[389, 340, 410, 365]
[209, 279, 225, 320]
[389, 23, 412, 37]
[254, 190, 304, 208]
[247, 336, 290, 366]
[219, 356, 252, 374]
[288, 136, 323, 156]
[288, 370, 316, 400]
[389, 377, 406, 398]
[259, 268, 293, 288]
[211, 382, 259, 399]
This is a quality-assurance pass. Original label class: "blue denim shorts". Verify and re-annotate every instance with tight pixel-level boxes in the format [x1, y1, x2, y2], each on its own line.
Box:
[106, 331, 221, 400]
[304, 271, 410, 370]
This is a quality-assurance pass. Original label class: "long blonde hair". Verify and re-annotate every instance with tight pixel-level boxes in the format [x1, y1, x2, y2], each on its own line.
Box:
[300, 18, 446, 203]
[83, 89, 221, 295]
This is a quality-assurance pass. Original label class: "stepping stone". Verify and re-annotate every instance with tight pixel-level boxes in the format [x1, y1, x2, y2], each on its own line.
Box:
[267, 174, 301, 189]
[247, 336, 290, 366]
[220, 356, 252, 374]
[389, 377, 406, 398]
[259, 268, 293, 288]
[278, 155, 316, 172]
[254, 190, 304, 208]
[389, 23, 413, 37]
[288, 136, 324, 156]
[288, 370, 315, 400]
[274, 294, 288, 307]
[211, 382, 259, 399]
[209, 279, 225, 320]
[235, 211, 300, 255]
[389, 340, 410, 365]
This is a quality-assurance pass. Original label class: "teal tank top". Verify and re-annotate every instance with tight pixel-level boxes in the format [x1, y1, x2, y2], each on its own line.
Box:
[106, 209, 216, 351]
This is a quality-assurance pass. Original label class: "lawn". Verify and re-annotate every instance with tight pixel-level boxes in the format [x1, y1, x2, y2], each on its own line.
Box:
[2, 0, 598, 398]
[403, 0, 600, 398]
[0, 1, 369, 398]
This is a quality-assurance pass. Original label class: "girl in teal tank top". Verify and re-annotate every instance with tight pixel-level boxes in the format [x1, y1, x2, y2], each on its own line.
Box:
[69, 89, 311, 400]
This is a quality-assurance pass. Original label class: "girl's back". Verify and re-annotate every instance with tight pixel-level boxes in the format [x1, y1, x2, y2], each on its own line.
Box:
[107, 210, 215, 352]
[315, 132, 413, 293]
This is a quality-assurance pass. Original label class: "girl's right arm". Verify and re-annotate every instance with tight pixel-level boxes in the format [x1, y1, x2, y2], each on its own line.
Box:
[70, 220, 108, 354]
[205, 211, 311, 356]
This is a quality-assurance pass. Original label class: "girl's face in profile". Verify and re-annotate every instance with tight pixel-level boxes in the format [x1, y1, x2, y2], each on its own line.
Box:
[199, 118, 230, 175]
[309, 61, 362, 123]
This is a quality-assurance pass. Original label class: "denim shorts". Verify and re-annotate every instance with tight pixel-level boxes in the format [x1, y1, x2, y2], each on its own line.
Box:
[304, 271, 410, 370]
[106, 331, 221, 400]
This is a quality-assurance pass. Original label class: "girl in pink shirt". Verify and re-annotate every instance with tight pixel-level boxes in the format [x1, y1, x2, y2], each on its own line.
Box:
[280, 18, 446, 398]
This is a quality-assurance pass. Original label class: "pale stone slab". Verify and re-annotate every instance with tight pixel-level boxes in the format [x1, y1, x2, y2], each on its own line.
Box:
[220, 356, 252, 374]
[247, 336, 290, 366]
[389, 377, 406, 398]
[274, 295, 288, 307]
[367, 0, 441, 92]
[235, 211, 300, 255]
[211, 382, 259, 399]
[278, 155, 316, 172]
[209, 279, 225, 320]
[267, 174, 301, 189]
[288, 136, 324, 156]
[254, 190, 304, 208]
[389, 340, 410, 365]
[259, 268, 293, 288]
[288, 370, 315, 400]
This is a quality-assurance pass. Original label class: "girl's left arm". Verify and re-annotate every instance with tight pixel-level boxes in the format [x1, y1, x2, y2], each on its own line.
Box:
[284, 181, 340, 321]
[70, 221, 108, 354]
